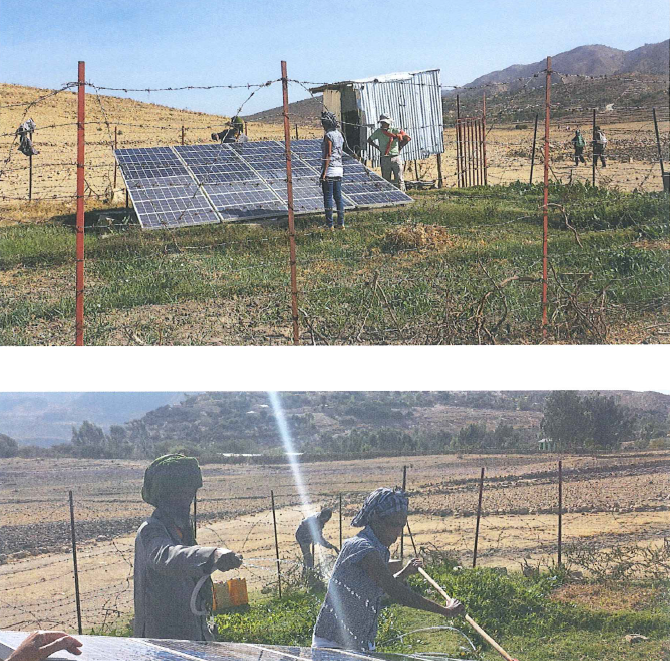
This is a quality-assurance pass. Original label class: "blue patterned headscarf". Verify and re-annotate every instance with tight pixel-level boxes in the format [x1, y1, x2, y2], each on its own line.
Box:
[321, 111, 339, 131]
[351, 487, 408, 527]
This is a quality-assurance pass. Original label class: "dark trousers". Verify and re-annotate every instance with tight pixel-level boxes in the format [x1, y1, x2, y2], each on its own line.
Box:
[322, 177, 344, 227]
[593, 150, 606, 167]
[574, 147, 585, 165]
[299, 541, 314, 574]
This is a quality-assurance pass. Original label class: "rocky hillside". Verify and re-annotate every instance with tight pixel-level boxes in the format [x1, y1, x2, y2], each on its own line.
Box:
[453, 40, 669, 90]
[123, 390, 670, 451]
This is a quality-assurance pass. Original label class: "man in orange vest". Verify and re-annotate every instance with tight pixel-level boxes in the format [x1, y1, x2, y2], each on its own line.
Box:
[367, 114, 411, 191]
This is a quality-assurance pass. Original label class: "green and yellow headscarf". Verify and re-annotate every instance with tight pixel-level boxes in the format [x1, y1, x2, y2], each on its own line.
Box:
[141, 453, 203, 507]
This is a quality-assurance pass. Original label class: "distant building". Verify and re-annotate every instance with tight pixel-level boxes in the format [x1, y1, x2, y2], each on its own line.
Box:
[538, 438, 555, 451]
[310, 69, 444, 166]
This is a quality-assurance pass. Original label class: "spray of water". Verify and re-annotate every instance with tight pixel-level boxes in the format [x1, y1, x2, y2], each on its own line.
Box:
[268, 391, 313, 516]
[268, 391, 334, 573]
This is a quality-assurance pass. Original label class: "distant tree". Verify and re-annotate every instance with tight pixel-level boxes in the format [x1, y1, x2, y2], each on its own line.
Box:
[492, 422, 520, 449]
[541, 391, 588, 450]
[71, 421, 108, 458]
[107, 425, 132, 458]
[582, 394, 635, 450]
[0, 433, 19, 458]
[453, 423, 488, 450]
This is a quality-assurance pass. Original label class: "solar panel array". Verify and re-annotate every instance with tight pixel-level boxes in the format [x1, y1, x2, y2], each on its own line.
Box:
[0, 634, 412, 661]
[115, 140, 412, 230]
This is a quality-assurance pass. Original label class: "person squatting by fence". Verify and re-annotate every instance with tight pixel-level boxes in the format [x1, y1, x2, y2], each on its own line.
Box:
[16, 119, 38, 157]
[367, 114, 411, 192]
[592, 126, 607, 168]
[312, 487, 464, 651]
[320, 111, 346, 230]
[211, 116, 249, 144]
[295, 506, 339, 574]
[571, 130, 586, 165]
[133, 454, 243, 641]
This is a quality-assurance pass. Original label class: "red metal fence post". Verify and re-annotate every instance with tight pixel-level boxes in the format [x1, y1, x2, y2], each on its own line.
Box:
[473, 467, 485, 568]
[456, 95, 462, 187]
[482, 92, 488, 185]
[75, 61, 85, 346]
[281, 61, 300, 345]
[542, 56, 552, 338]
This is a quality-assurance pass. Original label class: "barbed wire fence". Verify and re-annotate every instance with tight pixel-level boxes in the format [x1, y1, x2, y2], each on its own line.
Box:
[1, 456, 668, 635]
[1, 61, 668, 345]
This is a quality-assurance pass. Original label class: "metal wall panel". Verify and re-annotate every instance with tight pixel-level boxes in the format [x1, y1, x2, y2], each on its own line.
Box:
[355, 70, 444, 167]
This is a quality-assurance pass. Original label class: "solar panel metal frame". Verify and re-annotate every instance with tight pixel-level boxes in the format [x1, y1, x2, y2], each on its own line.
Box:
[114, 140, 412, 229]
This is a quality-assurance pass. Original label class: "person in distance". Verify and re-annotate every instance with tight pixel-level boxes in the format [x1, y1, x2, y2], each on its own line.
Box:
[295, 506, 339, 574]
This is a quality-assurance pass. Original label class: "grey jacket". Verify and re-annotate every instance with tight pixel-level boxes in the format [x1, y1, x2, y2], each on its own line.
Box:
[133, 508, 219, 640]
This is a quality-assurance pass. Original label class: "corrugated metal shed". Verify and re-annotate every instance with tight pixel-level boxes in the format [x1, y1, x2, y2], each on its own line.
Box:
[311, 69, 444, 167]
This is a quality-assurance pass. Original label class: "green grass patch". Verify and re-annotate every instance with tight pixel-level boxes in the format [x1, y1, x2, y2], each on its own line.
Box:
[210, 562, 670, 661]
[2, 183, 667, 344]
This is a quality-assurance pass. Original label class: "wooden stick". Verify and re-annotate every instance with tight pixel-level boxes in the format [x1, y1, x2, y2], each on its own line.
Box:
[417, 567, 516, 661]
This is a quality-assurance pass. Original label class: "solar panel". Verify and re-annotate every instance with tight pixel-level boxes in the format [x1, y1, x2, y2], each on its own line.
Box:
[114, 140, 412, 229]
[0, 634, 403, 661]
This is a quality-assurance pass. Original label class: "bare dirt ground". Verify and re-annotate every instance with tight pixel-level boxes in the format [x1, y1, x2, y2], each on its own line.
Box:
[0, 84, 320, 225]
[1, 453, 668, 632]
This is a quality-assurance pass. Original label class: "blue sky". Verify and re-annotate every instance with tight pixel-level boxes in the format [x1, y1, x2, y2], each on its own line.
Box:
[1, 0, 668, 115]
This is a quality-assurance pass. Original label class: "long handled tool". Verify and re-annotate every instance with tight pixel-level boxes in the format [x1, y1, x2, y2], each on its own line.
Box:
[405, 522, 517, 661]
[417, 567, 518, 661]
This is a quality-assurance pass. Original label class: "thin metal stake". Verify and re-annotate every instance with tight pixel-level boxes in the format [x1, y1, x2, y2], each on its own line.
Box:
[592, 108, 597, 186]
[113, 126, 117, 190]
[339, 493, 343, 550]
[75, 60, 85, 347]
[652, 108, 666, 178]
[270, 490, 282, 598]
[193, 494, 197, 542]
[558, 460, 563, 567]
[542, 56, 552, 337]
[530, 113, 539, 185]
[473, 467, 485, 568]
[69, 491, 83, 634]
[28, 153, 33, 201]
[400, 465, 407, 561]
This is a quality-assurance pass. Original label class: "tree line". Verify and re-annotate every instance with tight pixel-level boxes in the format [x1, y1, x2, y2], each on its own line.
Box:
[2, 391, 667, 459]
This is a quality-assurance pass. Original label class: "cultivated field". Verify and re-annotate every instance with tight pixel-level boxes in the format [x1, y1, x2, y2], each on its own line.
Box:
[1, 452, 668, 633]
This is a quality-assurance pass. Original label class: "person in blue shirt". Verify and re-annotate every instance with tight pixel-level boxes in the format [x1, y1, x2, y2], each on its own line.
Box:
[313, 487, 464, 651]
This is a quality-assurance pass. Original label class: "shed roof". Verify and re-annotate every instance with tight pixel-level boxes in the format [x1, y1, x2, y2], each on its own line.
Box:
[310, 69, 440, 93]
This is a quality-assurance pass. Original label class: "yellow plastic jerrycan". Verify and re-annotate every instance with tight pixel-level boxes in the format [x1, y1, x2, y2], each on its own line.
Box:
[213, 577, 248, 612]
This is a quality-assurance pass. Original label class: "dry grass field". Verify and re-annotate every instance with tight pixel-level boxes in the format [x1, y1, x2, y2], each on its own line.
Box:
[1, 453, 668, 632]
[1, 84, 666, 226]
